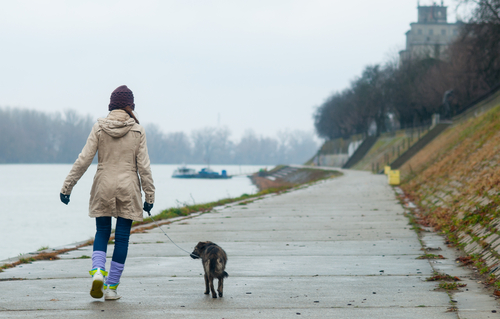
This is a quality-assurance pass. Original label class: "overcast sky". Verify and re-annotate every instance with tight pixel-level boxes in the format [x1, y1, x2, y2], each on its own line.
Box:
[0, 0, 464, 140]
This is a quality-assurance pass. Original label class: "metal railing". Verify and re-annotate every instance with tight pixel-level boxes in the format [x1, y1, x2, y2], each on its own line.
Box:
[371, 124, 432, 173]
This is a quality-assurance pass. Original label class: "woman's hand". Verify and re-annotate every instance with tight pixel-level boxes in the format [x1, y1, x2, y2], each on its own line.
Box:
[143, 202, 153, 215]
[60, 193, 70, 205]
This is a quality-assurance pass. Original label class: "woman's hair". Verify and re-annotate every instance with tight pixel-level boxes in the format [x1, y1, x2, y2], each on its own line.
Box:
[123, 105, 140, 124]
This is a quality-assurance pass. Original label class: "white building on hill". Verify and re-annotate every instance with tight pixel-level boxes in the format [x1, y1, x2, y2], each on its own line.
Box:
[399, 1, 462, 64]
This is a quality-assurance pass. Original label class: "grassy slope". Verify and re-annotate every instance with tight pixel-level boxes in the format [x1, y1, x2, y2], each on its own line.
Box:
[398, 125, 460, 181]
[401, 105, 500, 281]
[402, 105, 500, 232]
[353, 135, 404, 171]
[353, 130, 425, 171]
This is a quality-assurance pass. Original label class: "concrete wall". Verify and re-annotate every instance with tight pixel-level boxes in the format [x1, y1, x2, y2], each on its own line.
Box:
[318, 154, 349, 167]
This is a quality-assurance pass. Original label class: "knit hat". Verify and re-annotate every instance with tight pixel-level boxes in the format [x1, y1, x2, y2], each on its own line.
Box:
[109, 85, 135, 111]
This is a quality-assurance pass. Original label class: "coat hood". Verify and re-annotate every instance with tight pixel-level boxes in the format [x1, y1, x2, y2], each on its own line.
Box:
[98, 109, 137, 138]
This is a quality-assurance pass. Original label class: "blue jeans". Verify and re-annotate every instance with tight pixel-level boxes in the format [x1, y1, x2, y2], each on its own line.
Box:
[93, 217, 132, 264]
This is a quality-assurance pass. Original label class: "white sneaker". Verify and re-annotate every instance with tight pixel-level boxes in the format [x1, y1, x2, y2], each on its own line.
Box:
[89, 268, 106, 299]
[104, 285, 121, 300]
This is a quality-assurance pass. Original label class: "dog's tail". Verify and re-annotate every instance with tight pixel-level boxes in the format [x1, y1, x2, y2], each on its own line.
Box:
[210, 258, 229, 279]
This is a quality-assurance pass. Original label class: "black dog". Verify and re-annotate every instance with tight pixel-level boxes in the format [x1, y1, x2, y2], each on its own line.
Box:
[191, 241, 228, 298]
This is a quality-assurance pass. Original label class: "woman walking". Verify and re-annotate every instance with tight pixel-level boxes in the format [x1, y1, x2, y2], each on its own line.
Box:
[60, 85, 155, 300]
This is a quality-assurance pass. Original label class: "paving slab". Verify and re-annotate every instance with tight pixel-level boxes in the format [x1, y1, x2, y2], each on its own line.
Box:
[0, 169, 498, 318]
[0, 276, 449, 311]
[0, 307, 457, 319]
[0, 255, 434, 279]
[421, 231, 500, 317]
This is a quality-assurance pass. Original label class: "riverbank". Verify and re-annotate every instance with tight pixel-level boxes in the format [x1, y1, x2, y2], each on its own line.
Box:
[0, 188, 267, 272]
[2, 169, 497, 318]
[0, 165, 341, 272]
[0, 164, 263, 262]
[249, 165, 341, 191]
[398, 105, 500, 294]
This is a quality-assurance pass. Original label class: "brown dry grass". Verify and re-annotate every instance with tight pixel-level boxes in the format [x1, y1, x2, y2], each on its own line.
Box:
[353, 134, 408, 171]
[251, 176, 294, 190]
[399, 126, 461, 180]
[250, 167, 338, 191]
[0, 240, 94, 272]
[402, 104, 500, 238]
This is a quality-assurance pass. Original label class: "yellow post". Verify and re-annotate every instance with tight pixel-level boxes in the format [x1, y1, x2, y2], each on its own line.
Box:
[384, 166, 391, 175]
[388, 170, 400, 185]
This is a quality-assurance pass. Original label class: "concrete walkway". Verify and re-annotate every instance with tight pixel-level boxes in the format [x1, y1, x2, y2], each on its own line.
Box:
[0, 170, 498, 318]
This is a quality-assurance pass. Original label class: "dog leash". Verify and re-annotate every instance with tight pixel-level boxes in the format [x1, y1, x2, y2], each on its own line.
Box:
[146, 212, 200, 259]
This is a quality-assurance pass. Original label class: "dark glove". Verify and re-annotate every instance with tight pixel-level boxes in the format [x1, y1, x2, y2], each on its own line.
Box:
[143, 202, 153, 215]
[60, 193, 70, 205]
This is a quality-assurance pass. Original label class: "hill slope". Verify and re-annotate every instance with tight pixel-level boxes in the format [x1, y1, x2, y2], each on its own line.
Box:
[401, 104, 500, 280]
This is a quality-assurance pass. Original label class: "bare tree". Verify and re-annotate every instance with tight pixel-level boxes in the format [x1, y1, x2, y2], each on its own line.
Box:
[191, 126, 232, 165]
[0, 108, 93, 163]
[234, 129, 279, 165]
[457, 0, 500, 23]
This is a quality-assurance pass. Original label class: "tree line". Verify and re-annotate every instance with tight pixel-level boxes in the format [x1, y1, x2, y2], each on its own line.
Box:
[142, 124, 318, 165]
[0, 108, 94, 163]
[314, 0, 500, 140]
[0, 107, 317, 165]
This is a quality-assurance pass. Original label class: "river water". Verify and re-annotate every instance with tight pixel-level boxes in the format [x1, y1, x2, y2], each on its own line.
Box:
[0, 164, 264, 261]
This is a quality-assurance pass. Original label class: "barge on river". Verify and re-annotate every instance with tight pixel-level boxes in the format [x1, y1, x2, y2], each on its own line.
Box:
[172, 166, 231, 179]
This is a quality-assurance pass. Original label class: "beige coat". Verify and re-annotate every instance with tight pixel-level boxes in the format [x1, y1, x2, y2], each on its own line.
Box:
[61, 109, 155, 221]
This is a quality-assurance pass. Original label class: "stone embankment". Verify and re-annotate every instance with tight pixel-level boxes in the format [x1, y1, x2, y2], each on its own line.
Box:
[399, 105, 500, 289]
[249, 165, 341, 191]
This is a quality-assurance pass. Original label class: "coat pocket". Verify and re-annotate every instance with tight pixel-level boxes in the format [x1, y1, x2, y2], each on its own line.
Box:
[89, 170, 116, 214]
